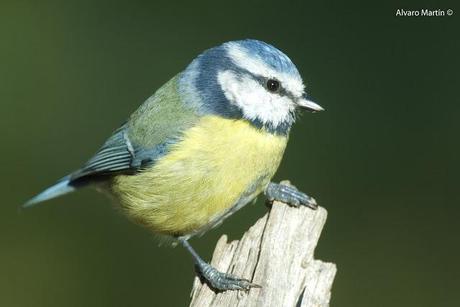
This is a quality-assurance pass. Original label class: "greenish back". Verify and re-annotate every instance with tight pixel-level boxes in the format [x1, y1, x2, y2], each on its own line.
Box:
[63, 75, 201, 182]
[127, 75, 200, 148]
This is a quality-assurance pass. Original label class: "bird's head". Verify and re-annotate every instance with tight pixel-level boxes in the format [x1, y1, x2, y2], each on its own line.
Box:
[179, 39, 323, 134]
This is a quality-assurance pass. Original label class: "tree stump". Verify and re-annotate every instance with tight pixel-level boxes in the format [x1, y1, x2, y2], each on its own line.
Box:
[189, 199, 336, 307]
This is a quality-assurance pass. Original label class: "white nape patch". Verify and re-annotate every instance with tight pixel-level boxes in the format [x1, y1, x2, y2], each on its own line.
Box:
[226, 44, 304, 97]
[217, 70, 295, 127]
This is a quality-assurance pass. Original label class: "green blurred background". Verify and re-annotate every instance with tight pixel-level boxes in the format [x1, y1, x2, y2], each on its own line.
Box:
[1, 0, 459, 306]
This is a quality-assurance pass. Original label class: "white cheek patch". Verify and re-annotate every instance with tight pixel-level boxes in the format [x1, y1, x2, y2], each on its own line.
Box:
[226, 44, 304, 97]
[217, 70, 295, 127]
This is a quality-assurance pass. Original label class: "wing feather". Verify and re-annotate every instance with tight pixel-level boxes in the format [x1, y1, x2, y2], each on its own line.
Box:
[67, 76, 198, 183]
[70, 126, 138, 181]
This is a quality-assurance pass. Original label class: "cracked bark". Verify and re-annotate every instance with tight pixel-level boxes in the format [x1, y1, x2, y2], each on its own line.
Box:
[189, 199, 336, 307]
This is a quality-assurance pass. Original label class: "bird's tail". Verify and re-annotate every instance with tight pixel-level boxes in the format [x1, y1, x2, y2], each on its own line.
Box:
[23, 176, 77, 208]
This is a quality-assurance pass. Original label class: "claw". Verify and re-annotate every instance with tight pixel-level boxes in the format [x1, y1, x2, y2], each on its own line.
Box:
[197, 263, 260, 291]
[180, 239, 260, 292]
[265, 182, 317, 210]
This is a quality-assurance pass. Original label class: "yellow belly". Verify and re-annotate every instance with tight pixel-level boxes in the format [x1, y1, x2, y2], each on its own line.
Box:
[110, 116, 288, 236]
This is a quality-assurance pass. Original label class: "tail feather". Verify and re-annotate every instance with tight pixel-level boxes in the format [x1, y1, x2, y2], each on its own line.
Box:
[23, 176, 76, 208]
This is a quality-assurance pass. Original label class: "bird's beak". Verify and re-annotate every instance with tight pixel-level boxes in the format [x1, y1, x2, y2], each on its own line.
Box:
[297, 94, 324, 112]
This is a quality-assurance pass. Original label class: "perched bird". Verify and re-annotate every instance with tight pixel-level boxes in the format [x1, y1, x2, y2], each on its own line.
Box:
[25, 39, 324, 291]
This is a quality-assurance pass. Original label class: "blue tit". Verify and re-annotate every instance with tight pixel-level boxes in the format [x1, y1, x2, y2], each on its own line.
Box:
[25, 39, 324, 291]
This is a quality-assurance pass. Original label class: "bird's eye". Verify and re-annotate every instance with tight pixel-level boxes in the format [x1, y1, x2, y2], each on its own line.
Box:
[266, 79, 280, 92]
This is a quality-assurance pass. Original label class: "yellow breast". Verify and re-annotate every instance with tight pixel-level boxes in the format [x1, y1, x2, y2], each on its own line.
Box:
[111, 116, 288, 236]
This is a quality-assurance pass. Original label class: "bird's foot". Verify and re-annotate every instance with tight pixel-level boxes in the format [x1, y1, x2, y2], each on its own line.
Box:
[265, 181, 317, 209]
[196, 262, 260, 291]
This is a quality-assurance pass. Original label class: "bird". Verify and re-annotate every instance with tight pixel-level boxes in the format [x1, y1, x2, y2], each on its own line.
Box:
[24, 39, 324, 291]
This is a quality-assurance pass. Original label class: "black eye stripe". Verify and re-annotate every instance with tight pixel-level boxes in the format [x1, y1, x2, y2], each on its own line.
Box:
[264, 78, 296, 100]
[237, 70, 298, 100]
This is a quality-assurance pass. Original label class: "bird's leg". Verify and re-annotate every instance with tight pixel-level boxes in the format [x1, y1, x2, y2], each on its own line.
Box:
[264, 181, 318, 209]
[178, 237, 260, 291]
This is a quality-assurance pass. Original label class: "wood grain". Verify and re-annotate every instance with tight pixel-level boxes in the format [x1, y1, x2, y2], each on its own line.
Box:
[189, 200, 336, 307]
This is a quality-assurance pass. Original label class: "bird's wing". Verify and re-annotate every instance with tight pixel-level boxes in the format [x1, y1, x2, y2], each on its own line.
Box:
[69, 75, 199, 182]
[69, 125, 169, 181]
[23, 75, 199, 207]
